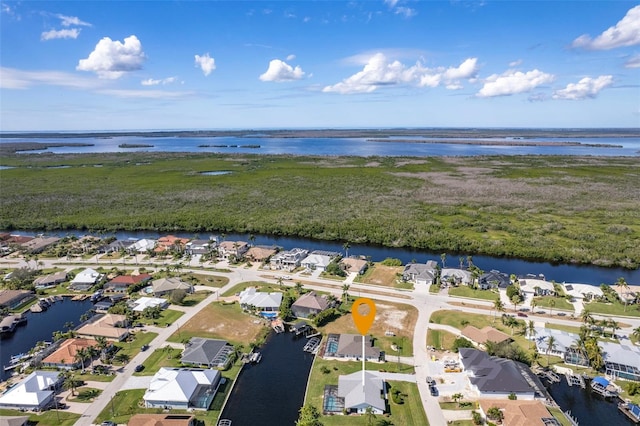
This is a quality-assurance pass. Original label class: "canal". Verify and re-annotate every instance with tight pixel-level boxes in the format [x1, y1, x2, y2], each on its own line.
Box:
[0, 297, 94, 381]
[220, 331, 315, 426]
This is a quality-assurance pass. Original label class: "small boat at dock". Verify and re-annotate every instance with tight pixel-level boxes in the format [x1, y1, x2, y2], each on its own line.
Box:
[618, 402, 640, 424]
[590, 376, 618, 398]
[249, 352, 262, 363]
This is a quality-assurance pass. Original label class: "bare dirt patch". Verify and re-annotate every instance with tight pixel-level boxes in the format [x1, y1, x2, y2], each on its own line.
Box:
[359, 264, 403, 286]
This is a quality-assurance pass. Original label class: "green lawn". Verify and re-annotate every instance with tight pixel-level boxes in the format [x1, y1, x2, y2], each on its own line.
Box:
[427, 329, 458, 351]
[0, 409, 80, 426]
[73, 371, 116, 382]
[67, 386, 102, 402]
[135, 347, 183, 375]
[585, 301, 640, 317]
[548, 406, 575, 426]
[533, 296, 574, 311]
[137, 309, 184, 327]
[179, 290, 212, 307]
[114, 331, 158, 362]
[221, 281, 281, 297]
[188, 273, 229, 287]
[545, 323, 581, 334]
[449, 286, 499, 301]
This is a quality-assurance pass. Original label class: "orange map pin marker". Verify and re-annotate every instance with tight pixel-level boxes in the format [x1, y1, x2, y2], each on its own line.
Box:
[352, 298, 376, 335]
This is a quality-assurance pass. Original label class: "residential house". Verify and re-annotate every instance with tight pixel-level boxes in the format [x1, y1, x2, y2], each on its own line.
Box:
[532, 327, 588, 365]
[337, 371, 386, 415]
[518, 278, 555, 297]
[461, 326, 511, 348]
[245, 246, 277, 262]
[602, 341, 640, 381]
[143, 368, 222, 410]
[291, 291, 330, 318]
[0, 416, 29, 426]
[324, 333, 383, 362]
[270, 248, 309, 271]
[76, 314, 129, 341]
[478, 270, 511, 290]
[33, 271, 67, 289]
[185, 238, 217, 256]
[181, 338, 234, 369]
[340, 257, 368, 275]
[98, 240, 134, 254]
[478, 399, 560, 426]
[0, 290, 35, 310]
[129, 297, 169, 312]
[128, 239, 157, 253]
[301, 253, 332, 272]
[441, 268, 473, 286]
[41, 338, 98, 370]
[562, 283, 603, 302]
[402, 261, 438, 285]
[611, 284, 640, 305]
[20, 236, 60, 254]
[239, 287, 282, 313]
[69, 268, 102, 291]
[217, 241, 249, 260]
[128, 414, 195, 426]
[104, 273, 152, 293]
[459, 348, 536, 399]
[155, 235, 190, 254]
[151, 277, 194, 297]
[0, 371, 61, 411]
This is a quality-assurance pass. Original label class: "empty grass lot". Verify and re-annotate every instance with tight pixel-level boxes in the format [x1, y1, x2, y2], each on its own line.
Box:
[0, 409, 80, 426]
[427, 329, 459, 351]
[448, 286, 499, 301]
[354, 264, 410, 289]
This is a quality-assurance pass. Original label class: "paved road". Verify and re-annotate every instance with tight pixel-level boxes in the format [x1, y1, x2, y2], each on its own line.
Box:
[2, 255, 639, 426]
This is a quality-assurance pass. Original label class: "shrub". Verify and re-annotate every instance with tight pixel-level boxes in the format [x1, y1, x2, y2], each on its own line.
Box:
[381, 258, 402, 267]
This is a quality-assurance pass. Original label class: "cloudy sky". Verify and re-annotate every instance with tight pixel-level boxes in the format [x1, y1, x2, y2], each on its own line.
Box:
[1, 1, 639, 131]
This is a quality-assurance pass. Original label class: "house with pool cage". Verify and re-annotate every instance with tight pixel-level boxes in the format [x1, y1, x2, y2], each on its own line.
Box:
[602, 341, 640, 381]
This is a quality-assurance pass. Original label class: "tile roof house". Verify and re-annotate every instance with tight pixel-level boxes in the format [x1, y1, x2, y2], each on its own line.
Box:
[104, 273, 152, 293]
[0, 290, 35, 310]
[0, 371, 61, 411]
[291, 291, 330, 318]
[402, 261, 438, 285]
[478, 399, 559, 426]
[20, 236, 60, 254]
[459, 348, 536, 399]
[69, 268, 102, 291]
[127, 414, 196, 426]
[181, 338, 234, 369]
[461, 326, 511, 347]
[337, 371, 386, 415]
[76, 313, 129, 341]
[325, 334, 383, 362]
[217, 241, 249, 260]
[245, 246, 277, 262]
[155, 235, 190, 253]
[33, 271, 67, 289]
[143, 368, 222, 410]
[340, 257, 368, 275]
[41, 338, 99, 370]
[239, 287, 283, 312]
[151, 277, 194, 297]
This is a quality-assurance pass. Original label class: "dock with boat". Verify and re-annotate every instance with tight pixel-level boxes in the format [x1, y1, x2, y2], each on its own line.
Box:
[618, 402, 640, 424]
[565, 372, 586, 388]
[303, 337, 321, 354]
[590, 376, 619, 398]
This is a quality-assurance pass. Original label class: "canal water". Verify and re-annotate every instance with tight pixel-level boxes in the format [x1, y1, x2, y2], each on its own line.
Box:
[546, 378, 636, 426]
[220, 332, 315, 426]
[0, 298, 94, 381]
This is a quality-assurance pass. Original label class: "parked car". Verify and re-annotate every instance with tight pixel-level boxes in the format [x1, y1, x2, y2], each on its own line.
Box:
[140, 344, 149, 351]
[101, 422, 116, 426]
[429, 386, 438, 396]
[426, 376, 436, 386]
[517, 312, 528, 317]
[134, 364, 144, 372]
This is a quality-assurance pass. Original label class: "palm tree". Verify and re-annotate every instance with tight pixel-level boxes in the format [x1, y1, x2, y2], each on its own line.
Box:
[458, 256, 465, 269]
[452, 392, 464, 407]
[440, 253, 446, 268]
[609, 319, 620, 339]
[530, 298, 538, 312]
[342, 284, 350, 304]
[546, 335, 556, 366]
[632, 326, 640, 342]
[616, 277, 630, 311]
[511, 294, 521, 312]
[343, 242, 350, 259]
[548, 299, 556, 317]
[493, 299, 505, 324]
[580, 309, 593, 326]
[248, 234, 256, 246]
[62, 372, 77, 396]
[466, 255, 473, 269]
[277, 277, 284, 289]
[294, 282, 304, 295]
[74, 348, 90, 373]
[364, 406, 375, 426]
[527, 320, 536, 349]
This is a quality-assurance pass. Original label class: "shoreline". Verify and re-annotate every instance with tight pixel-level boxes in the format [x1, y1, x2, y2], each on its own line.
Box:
[367, 138, 623, 148]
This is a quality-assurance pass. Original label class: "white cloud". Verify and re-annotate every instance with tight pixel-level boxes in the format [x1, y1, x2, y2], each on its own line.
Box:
[41, 28, 80, 40]
[552, 75, 613, 100]
[194, 53, 216, 76]
[0, 67, 103, 90]
[259, 59, 306, 82]
[286, 54, 296, 61]
[384, 0, 400, 7]
[56, 14, 91, 27]
[77, 35, 146, 79]
[477, 69, 555, 97]
[625, 54, 640, 68]
[395, 7, 417, 18]
[141, 76, 178, 86]
[97, 89, 194, 99]
[323, 53, 478, 94]
[509, 59, 522, 67]
[572, 5, 640, 50]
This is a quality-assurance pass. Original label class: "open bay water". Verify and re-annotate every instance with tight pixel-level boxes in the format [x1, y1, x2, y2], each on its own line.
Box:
[0, 298, 94, 381]
[219, 332, 315, 426]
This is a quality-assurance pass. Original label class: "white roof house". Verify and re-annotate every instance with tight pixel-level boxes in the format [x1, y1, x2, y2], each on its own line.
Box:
[129, 297, 169, 312]
[71, 268, 101, 285]
[301, 254, 332, 271]
[129, 239, 157, 253]
[533, 327, 576, 357]
[0, 371, 61, 411]
[519, 279, 556, 296]
[239, 287, 283, 312]
[602, 341, 640, 381]
[143, 368, 221, 410]
[337, 371, 386, 414]
[563, 283, 604, 300]
[441, 268, 472, 286]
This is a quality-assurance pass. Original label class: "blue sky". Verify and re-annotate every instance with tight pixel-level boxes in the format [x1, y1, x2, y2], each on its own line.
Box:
[1, 1, 639, 131]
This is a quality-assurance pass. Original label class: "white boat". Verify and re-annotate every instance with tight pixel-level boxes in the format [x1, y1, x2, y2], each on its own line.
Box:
[249, 352, 262, 363]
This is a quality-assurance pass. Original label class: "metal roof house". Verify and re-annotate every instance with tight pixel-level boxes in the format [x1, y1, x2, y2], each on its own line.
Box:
[181, 338, 234, 369]
[143, 368, 222, 410]
[0, 371, 61, 411]
[337, 371, 386, 415]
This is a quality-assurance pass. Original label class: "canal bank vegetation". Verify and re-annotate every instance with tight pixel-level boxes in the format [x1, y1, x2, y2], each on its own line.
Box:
[1, 153, 638, 269]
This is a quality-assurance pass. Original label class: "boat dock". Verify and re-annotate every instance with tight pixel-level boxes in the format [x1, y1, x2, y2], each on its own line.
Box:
[590, 376, 619, 398]
[619, 402, 640, 424]
[565, 372, 585, 388]
[539, 369, 561, 383]
[271, 319, 285, 333]
[303, 337, 320, 354]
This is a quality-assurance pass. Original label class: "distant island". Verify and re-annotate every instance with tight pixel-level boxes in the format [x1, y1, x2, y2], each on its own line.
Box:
[198, 144, 261, 148]
[367, 138, 623, 148]
[118, 143, 154, 148]
[0, 142, 94, 153]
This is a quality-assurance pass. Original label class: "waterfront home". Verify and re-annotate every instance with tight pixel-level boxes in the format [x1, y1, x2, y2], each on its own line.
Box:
[128, 238, 157, 253]
[291, 291, 330, 318]
[185, 238, 217, 256]
[245, 246, 277, 262]
[98, 239, 133, 254]
[129, 297, 169, 312]
[461, 325, 511, 348]
[0, 371, 61, 411]
[324, 333, 383, 362]
[0, 415, 29, 426]
[562, 282, 603, 302]
[340, 257, 368, 275]
[41, 338, 99, 370]
[337, 371, 386, 415]
[441, 268, 472, 286]
[402, 261, 438, 285]
[518, 278, 556, 297]
[239, 287, 283, 313]
[155, 235, 190, 254]
[128, 414, 195, 426]
[103, 273, 152, 293]
[602, 341, 640, 382]
[611, 284, 640, 305]
[20, 236, 60, 254]
[143, 368, 221, 410]
[76, 313, 129, 341]
[151, 277, 194, 297]
[300, 253, 333, 272]
[478, 270, 511, 290]
[270, 248, 309, 271]
[181, 338, 234, 369]
[459, 348, 536, 399]
[217, 241, 249, 260]
[478, 399, 560, 425]
[532, 327, 589, 366]
[33, 271, 67, 289]
[69, 267, 102, 291]
[0, 290, 35, 310]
